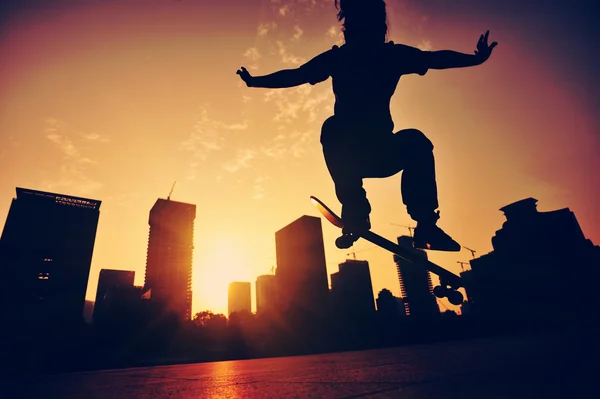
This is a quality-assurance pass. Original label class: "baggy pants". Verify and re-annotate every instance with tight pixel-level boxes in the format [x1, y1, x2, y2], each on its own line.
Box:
[320, 115, 439, 224]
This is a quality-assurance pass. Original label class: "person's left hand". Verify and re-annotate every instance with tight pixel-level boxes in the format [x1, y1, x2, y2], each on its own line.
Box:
[475, 30, 498, 64]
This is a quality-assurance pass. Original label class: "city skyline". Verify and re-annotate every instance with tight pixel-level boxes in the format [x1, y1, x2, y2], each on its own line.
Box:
[1, 0, 598, 315]
[2, 185, 596, 322]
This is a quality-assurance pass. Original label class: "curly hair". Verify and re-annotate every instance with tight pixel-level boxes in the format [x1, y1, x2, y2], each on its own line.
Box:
[335, 0, 389, 44]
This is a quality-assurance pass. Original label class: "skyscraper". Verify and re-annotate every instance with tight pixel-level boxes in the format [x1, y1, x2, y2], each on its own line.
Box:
[93, 269, 135, 324]
[256, 274, 277, 315]
[394, 236, 440, 319]
[144, 198, 196, 321]
[228, 281, 251, 316]
[330, 259, 376, 321]
[275, 215, 330, 318]
[0, 187, 101, 325]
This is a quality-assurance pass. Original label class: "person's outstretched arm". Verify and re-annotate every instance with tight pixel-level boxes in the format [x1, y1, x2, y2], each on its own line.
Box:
[426, 30, 498, 70]
[237, 48, 335, 89]
[236, 67, 309, 88]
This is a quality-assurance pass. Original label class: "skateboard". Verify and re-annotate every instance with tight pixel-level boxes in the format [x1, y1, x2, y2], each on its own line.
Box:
[310, 196, 465, 305]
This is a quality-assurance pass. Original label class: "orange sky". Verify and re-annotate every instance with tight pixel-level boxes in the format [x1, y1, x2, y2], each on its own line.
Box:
[1, 0, 598, 316]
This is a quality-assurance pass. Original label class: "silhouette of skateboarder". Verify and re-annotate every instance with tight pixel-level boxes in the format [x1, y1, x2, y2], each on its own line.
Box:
[237, 0, 497, 251]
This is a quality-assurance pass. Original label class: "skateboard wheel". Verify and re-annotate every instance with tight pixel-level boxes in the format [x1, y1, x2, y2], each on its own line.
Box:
[335, 236, 353, 249]
[447, 290, 464, 306]
[433, 285, 446, 298]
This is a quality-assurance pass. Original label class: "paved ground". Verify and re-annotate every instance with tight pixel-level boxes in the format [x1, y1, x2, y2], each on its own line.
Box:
[1, 329, 592, 399]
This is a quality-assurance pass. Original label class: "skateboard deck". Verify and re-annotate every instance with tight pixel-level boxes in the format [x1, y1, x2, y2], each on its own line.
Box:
[311, 196, 465, 303]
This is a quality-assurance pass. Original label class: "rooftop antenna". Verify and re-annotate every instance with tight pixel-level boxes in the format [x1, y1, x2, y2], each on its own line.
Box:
[347, 249, 357, 260]
[390, 223, 414, 237]
[457, 261, 469, 271]
[464, 246, 476, 259]
[167, 181, 176, 200]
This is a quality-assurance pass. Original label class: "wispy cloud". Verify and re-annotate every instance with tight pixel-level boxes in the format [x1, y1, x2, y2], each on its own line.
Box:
[276, 40, 306, 65]
[257, 21, 277, 36]
[279, 5, 290, 16]
[252, 176, 269, 200]
[326, 25, 344, 46]
[180, 107, 248, 179]
[42, 118, 105, 195]
[223, 148, 257, 172]
[260, 129, 317, 160]
[180, 107, 248, 161]
[243, 47, 261, 62]
[80, 132, 111, 143]
[292, 25, 304, 41]
[263, 84, 332, 125]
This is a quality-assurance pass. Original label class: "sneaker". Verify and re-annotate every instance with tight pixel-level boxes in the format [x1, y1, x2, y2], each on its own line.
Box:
[413, 223, 461, 252]
[341, 215, 371, 235]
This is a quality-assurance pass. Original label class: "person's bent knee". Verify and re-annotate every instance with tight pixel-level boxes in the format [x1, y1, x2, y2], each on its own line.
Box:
[398, 128, 434, 151]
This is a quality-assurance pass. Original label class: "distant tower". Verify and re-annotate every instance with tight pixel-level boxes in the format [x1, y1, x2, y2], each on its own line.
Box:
[228, 281, 251, 317]
[93, 269, 135, 324]
[330, 259, 376, 321]
[144, 198, 196, 321]
[0, 187, 101, 326]
[255, 274, 277, 315]
[394, 236, 440, 318]
[275, 215, 330, 318]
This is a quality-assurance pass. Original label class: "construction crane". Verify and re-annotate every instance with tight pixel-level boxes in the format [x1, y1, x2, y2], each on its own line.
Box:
[167, 181, 177, 201]
[346, 246, 375, 260]
[457, 261, 470, 271]
[464, 246, 477, 259]
[390, 223, 415, 237]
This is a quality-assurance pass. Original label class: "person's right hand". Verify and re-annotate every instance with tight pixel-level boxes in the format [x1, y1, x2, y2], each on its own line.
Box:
[236, 66, 254, 87]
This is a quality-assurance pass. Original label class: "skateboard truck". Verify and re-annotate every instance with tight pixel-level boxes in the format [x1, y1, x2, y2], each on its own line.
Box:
[433, 278, 464, 305]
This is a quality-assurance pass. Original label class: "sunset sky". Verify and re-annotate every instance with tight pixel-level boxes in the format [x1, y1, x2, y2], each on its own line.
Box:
[1, 0, 598, 316]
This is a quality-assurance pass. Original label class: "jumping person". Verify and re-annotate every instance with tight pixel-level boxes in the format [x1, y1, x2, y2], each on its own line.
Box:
[236, 0, 497, 251]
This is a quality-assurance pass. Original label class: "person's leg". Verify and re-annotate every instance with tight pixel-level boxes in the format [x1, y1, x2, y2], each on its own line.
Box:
[391, 129, 460, 251]
[394, 129, 439, 223]
[320, 117, 371, 235]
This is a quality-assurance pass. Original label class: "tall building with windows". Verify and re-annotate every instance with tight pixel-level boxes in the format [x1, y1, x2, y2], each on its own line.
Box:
[143, 198, 196, 321]
[228, 281, 251, 316]
[275, 215, 330, 318]
[93, 269, 135, 324]
[394, 236, 440, 319]
[256, 274, 277, 315]
[0, 187, 101, 325]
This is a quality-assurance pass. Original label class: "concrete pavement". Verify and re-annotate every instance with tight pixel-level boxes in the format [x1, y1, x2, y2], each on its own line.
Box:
[1, 329, 591, 399]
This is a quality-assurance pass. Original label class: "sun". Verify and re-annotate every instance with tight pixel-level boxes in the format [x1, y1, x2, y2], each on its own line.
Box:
[192, 236, 253, 316]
